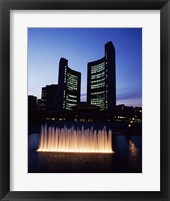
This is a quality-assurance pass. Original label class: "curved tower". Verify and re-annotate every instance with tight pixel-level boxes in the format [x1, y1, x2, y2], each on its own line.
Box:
[87, 41, 116, 114]
[58, 58, 81, 112]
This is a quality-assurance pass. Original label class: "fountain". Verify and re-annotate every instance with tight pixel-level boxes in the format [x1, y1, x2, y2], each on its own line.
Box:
[37, 125, 114, 153]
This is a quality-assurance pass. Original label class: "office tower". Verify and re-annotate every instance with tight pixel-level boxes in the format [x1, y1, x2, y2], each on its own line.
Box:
[40, 84, 58, 112]
[58, 58, 81, 112]
[87, 41, 116, 114]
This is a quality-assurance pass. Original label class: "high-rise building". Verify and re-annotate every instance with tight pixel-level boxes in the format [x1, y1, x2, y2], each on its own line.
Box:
[40, 84, 58, 112]
[87, 41, 116, 114]
[58, 58, 81, 112]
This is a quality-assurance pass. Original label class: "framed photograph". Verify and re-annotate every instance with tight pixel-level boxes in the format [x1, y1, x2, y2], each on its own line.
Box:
[0, 0, 169, 200]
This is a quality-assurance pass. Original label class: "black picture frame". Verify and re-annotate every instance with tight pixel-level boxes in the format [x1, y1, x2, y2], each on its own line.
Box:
[0, 0, 169, 200]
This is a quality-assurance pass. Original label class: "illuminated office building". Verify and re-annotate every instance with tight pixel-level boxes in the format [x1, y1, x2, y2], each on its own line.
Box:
[58, 58, 81, 112]
[40, 84, 58, 112]
[87, 41, 116, 114]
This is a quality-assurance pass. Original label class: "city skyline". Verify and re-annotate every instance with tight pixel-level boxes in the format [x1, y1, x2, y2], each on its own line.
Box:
[28, 28, 142, 107]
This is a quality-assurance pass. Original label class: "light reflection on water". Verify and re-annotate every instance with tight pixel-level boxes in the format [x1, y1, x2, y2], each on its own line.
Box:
[28, 132, 142, 173]
[129, 140, 138, 158]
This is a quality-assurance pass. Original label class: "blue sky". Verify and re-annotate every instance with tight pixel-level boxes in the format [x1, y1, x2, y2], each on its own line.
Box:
[28, 28, 142, 107]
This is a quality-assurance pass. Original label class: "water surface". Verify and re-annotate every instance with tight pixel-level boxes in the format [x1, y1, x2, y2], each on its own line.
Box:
[28, 129, 142, 173]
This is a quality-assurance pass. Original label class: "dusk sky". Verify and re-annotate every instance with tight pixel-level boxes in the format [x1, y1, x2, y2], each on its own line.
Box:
[28, 28, 142, 107]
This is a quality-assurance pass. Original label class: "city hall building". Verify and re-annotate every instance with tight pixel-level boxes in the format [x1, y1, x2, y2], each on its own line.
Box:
[58, 58, 81, 113]
[87, 41, 116, 114]
[35, 41, 116, 121]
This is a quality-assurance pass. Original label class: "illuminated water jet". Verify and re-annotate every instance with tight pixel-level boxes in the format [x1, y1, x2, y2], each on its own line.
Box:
[37, 125, 114, 153]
